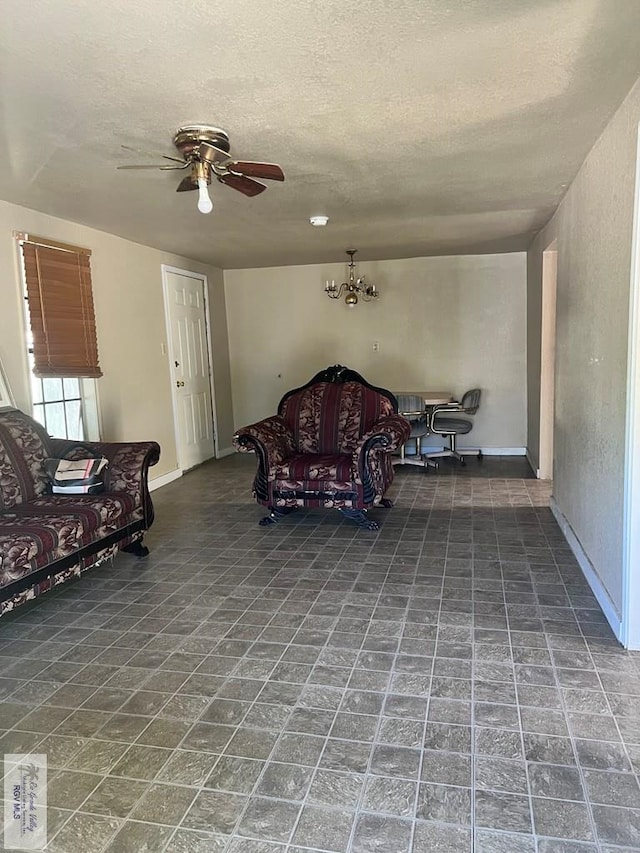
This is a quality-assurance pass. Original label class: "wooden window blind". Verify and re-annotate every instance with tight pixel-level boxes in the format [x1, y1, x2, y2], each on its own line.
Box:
[20, 238, 102, 379]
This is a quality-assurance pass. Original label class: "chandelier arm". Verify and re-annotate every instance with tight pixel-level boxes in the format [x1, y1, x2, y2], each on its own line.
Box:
[324, 249, 379, 305]
[326, 283, 347, 299]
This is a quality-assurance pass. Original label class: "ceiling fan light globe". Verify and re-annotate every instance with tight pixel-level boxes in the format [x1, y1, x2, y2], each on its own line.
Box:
[196, 178, 213, 214]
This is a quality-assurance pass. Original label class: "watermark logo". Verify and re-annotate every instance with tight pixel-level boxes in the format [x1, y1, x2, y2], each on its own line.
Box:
[4, 753, 47, 850]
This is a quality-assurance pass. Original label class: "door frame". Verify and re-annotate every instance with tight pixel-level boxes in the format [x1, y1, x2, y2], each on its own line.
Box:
[161, 264, 219, 470]
[538, 239, 558, 480]
[622, 123, 640, 649]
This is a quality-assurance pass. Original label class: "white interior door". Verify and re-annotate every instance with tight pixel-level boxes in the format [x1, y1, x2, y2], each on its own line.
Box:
[163, 268, 216, 470]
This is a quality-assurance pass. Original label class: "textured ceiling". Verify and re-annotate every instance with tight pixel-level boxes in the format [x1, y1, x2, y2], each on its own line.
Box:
[1, 0, 640, 268]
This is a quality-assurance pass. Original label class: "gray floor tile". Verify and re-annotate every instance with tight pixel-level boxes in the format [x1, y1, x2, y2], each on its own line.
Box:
[157, 749, 218, 785]
[82, 776, 149, 817]
[110, 744, 173, 780]
[47, 769, 103, 810]
[236, 796, 301, 843]
[167, 828, 229, 852]
[351, 813, 413, 852]
[291, 805, 354, 850]
[46, 812, 120, 853]
[204, 755, 264, 794]
[362, 775, 417, 816]
[528, 762, 586, 801]
[103, 820, 174, 853]
[255, 760, 313, 800]
[5, 458, 640, 851]
[592, 804, 640, 846]
[536, 841, 598, 853]
[532, 797, 594, 841]
[475, 789, 532, 834]
[307, 769, 364, 807]
[417, 779, 472, 826]
[412, 820, 472, 852]
[183, 789, 247, 834]
[474, 756, 529, 795]
[129, 781, 198, 824]
[475, 829, 536, 851]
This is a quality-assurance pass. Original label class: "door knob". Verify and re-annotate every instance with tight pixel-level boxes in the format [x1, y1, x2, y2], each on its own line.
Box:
[176, 380, 185, 388]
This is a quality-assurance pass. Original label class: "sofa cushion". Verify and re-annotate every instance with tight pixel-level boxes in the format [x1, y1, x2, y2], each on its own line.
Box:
[0, 410, 52, 510]
[274, 453, 353, 481]
[0, 493, 139, 584]
[279, 382, 394, 455]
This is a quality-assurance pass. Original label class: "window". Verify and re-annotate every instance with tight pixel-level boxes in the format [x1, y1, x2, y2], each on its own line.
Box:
[17, 233, 101, 440]
[29, 371, 85, 441]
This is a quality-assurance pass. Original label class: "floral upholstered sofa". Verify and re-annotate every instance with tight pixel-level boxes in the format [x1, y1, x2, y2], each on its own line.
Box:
[233, 365, 410, 529]
[0, 408, 160, 617]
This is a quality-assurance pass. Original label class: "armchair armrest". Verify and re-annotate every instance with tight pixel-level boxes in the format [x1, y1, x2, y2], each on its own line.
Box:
[48, 438, 161, 526]
[352, 414, 411, 462]
[233, 416, 295, 471]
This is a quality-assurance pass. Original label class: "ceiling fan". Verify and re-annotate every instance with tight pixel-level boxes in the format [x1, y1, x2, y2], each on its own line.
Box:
[117, 125, 285, 213]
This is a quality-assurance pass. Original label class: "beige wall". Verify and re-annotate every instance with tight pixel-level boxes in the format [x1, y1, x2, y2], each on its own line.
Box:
[0, 199, 234, 480]
[225, 252, 527, 449]
[527, 78, 640, 614]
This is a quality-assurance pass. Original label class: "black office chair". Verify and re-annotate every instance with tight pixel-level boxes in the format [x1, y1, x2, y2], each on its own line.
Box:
[394, 394, 432, 468]
[427, 388, 482, 466]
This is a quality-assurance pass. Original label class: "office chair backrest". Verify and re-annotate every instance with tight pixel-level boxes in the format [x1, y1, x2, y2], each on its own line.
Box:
[396, 394, 427, 423]
[460, 388, 481, 414]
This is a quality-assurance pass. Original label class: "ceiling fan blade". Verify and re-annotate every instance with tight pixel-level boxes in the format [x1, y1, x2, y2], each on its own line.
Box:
[159, 161, 191, 170]
[121, 146, 185, 164]
[219, 173, 267, 196]
[117, 162, 189, 171]
[116, 164, 167, 170]
[198, 141, 232, 164]
[176, 175, 198, 192]
[228, 161, 285, 181]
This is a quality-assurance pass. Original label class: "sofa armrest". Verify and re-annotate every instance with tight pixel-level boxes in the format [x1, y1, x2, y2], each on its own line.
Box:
[352, 415, 411, 462]
[233, 416, 295, 472]
[48, 438, 161, 526]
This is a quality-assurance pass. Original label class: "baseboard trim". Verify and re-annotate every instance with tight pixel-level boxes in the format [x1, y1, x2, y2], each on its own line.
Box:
[407, 446, 527, 458]
[216, 446, 236, 459]
[525, 448, 540, 477]
[469, 446, 526, 456]
[148, 468, 183, 492]
[549, 496, 622, 642]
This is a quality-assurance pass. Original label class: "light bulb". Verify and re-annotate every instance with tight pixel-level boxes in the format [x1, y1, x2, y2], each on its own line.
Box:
[197, 178, 213, 214]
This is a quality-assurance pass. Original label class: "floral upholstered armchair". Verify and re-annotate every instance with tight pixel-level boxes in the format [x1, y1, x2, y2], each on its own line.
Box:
[233, 365, 410, 529]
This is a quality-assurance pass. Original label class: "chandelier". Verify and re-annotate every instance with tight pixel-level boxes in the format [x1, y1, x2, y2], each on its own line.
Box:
[325, 249, 379, 307]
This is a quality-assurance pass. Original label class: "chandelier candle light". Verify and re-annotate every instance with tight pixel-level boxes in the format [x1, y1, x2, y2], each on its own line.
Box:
[325, 250, 379, 307]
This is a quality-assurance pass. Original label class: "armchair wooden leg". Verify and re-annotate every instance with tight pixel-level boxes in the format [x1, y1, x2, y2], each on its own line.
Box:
[338, 508, 380, 530]
[259, 506, 297, 527]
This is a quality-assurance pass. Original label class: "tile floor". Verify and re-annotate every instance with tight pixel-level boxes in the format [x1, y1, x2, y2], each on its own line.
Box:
[2, 455, 640, 852]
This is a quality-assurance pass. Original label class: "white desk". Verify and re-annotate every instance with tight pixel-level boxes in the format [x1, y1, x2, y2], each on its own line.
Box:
[396, 391, 455, 406]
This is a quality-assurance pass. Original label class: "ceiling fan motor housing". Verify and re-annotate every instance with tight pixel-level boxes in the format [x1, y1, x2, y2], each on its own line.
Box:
[173, 125, 231, 159]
